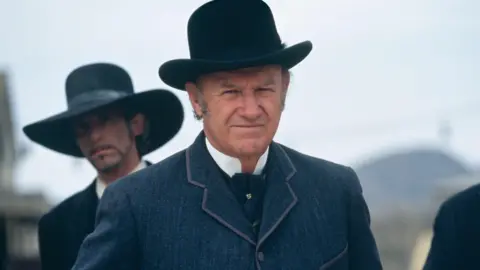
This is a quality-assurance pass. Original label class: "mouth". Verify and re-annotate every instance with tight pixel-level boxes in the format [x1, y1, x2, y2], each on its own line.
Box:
[231, 125, 264, 128]
[90, 145, 114, 157]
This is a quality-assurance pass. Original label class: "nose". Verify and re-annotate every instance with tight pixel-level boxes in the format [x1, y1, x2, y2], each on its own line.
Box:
[87, 125, 103, 143]
[239, 92, 262, 120]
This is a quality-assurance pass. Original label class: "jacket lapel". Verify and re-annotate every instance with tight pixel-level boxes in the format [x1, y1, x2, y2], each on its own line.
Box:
[186, 133, 256, 246]
[257, 143, 298, 250]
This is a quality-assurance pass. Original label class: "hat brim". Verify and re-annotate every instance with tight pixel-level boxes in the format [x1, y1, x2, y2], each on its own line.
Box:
[23, 89, 184, 157]
[159, 41, 312, 90]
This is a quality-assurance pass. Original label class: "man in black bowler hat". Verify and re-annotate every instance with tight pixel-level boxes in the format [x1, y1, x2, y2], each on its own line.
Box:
[23, 62, 184, 270]
[72, 1, 383, 269]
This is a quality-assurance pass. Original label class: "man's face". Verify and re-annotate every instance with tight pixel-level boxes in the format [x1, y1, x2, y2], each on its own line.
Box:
[73, 107, 144, 173]
[186, 65, 289, 159]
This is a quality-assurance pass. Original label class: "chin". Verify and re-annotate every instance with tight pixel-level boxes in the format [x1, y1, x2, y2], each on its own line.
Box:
[235, 139, 269, 156]
[94, 158, 121, 172]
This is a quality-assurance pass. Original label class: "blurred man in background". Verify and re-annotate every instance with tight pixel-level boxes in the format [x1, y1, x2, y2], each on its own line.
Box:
[423, 183, 480, 270]
[22, 63, 184, 270]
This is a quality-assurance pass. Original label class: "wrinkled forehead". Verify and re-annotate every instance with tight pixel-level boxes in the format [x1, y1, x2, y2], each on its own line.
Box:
[199, 65, 283, 88]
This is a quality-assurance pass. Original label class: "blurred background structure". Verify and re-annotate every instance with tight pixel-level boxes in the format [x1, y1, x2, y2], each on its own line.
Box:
[355, 148, 480, 270]
[0, 0, 479, 269]
[0, 72, 50, 270]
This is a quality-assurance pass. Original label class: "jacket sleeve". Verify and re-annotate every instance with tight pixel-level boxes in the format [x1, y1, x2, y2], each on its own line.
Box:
[71, 186, 140, 270]
[423, 201, 460, 270]
[38, 215, 62, 270]
[345, 167, 383, 270]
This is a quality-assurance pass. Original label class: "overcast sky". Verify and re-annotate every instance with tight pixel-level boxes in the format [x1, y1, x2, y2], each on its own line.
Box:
[1, 0, 479, 203]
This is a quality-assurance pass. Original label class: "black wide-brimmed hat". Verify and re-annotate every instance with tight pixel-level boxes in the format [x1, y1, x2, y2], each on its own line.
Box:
[159, 0, 313, 90]
[23, 63, 184, 157]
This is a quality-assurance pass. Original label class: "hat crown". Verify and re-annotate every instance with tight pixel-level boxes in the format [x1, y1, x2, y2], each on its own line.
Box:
[65, 63, 134, 105]
[187, 0, 283, 61]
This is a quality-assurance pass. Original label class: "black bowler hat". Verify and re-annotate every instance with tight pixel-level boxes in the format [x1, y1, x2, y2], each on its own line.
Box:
[23, 63, 184, 157]
[159, 0, 313, 90]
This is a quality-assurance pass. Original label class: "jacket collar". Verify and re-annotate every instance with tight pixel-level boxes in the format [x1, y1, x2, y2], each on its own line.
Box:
[96, 160, 150, 199]
[205, 136, 269, 177]
[186, 132, 298, 248]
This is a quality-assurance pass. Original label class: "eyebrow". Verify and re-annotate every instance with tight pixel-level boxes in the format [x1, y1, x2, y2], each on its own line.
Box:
[262, 76, 275, 86]
[218, 75, 276, 88]
[219, 79, 236, 88]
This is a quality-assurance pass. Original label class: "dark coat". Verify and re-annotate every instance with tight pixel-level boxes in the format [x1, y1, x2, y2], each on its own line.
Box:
[423, 183, 480, 270]
[72, 133, 382, 270]
[37, 162, 151, 270]
[38, 181, 98, 270]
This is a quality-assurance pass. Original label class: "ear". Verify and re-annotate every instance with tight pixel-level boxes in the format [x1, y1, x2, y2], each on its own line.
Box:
[185, 82, 203, 117]
[129, 113, 146, 136]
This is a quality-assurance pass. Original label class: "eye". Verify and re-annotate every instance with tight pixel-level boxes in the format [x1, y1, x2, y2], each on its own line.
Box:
[257, 87, 274, 92]
[222, 89, 241, 95]
[98, 113, 110, 124]
[74, 122, 90, 136]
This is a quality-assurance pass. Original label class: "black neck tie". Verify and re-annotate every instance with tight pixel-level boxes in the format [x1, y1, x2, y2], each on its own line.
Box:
[230, 173, 266, 234]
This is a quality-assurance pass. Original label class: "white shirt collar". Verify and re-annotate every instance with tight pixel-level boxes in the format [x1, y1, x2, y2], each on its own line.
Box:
[205, 137, 269, 177]
[96, 160, 147, 199]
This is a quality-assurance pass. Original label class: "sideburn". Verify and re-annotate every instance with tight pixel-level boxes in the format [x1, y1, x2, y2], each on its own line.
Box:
[194, 91, 209, 120]
[125, 120, 141, 159]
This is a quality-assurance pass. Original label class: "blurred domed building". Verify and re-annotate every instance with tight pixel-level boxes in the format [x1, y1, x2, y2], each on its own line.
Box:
[353, 147, 474, 270]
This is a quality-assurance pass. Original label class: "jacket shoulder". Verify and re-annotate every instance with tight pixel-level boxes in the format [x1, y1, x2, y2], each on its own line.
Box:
[39, 185, 94, 227]
[107, 149, 187, 193]
[439, 182, 480, 213]
[278, 144, 361, 193]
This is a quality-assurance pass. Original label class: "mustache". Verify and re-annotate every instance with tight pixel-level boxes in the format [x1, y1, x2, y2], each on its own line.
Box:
[89, 144, 116, 156]
[230, 121, 266, 127]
